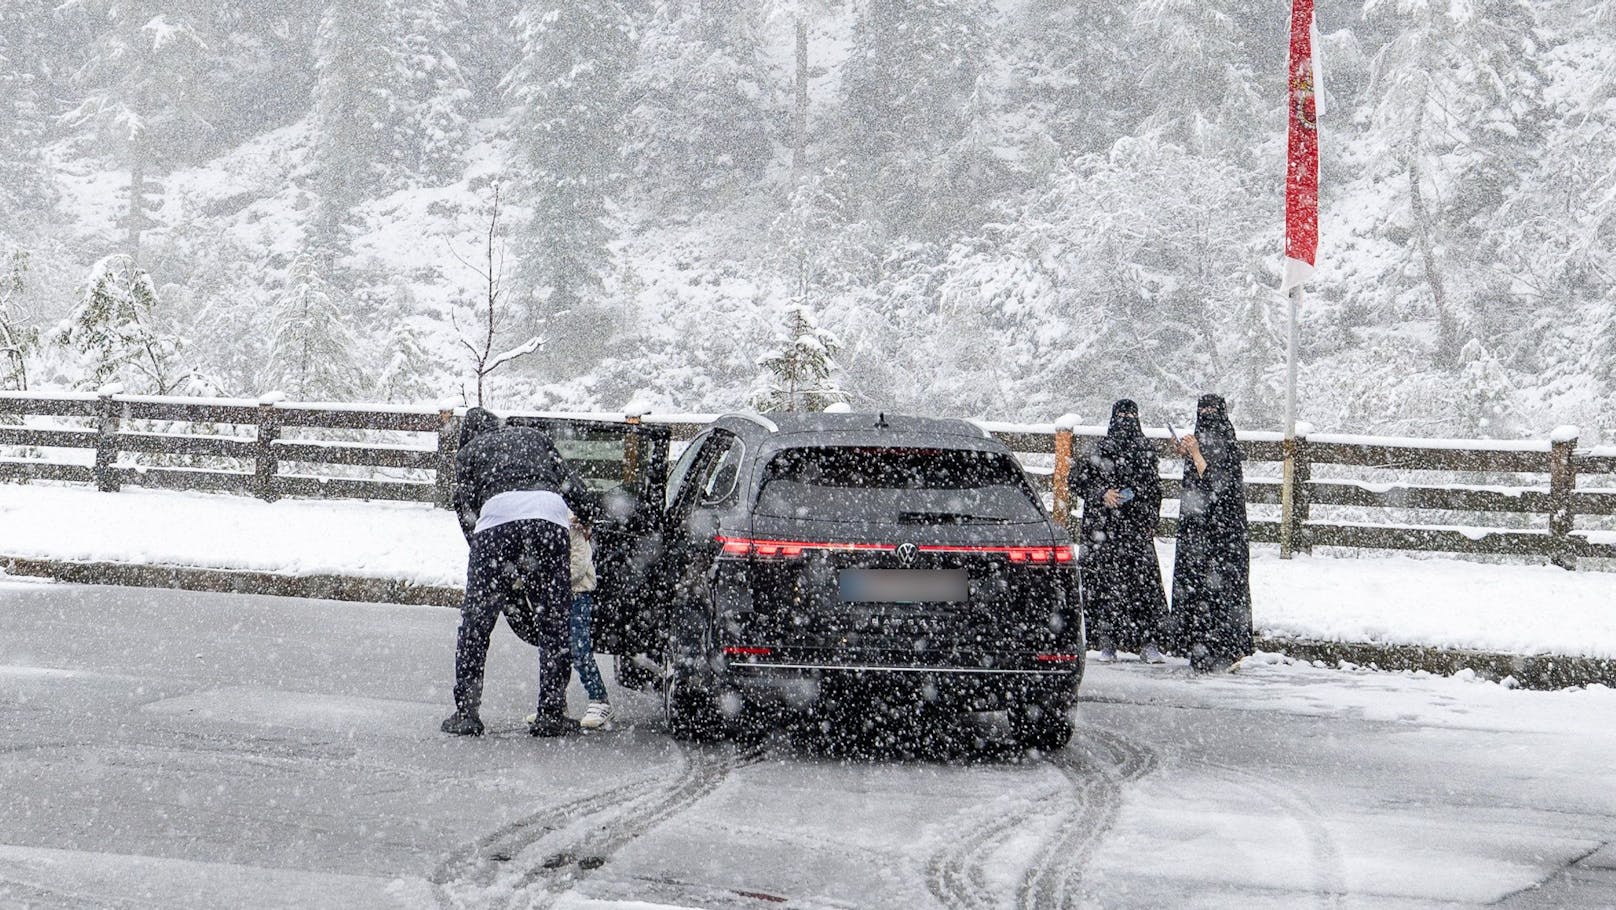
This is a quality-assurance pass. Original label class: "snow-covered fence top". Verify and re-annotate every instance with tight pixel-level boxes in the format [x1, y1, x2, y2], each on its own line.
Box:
[2, 391, 1614, 567]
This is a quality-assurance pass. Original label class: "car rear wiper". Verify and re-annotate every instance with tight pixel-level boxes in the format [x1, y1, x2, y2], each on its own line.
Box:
[897, 511, 1010, 525]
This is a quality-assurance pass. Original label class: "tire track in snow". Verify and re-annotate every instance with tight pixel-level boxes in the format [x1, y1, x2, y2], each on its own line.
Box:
[1016, 728, 1159, 910]
[1196, 760, 1348, 909]
[430, 741, 762, 910]
[923, 728, 1158, 910]
[925, 786, 1055, 909]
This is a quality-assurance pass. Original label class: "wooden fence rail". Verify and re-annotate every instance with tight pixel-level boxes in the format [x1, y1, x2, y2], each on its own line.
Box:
[2, 392, 1613, 568]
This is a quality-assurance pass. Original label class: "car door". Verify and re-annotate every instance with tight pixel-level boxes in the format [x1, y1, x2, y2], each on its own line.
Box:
[659, 430, 745, 611]
[502, 416, 669, 658]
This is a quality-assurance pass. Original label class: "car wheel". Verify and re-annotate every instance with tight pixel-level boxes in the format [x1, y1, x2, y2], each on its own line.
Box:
[1011, 705, 1074, 752]
[662, 634, 723, 742]
[613, 653, 658, 690]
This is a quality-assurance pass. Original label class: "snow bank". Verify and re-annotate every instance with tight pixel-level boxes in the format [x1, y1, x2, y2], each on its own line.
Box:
[2, 483, 1614, 660]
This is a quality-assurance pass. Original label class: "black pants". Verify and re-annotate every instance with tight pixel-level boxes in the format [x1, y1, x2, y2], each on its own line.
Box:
[453, 519, 571, 721]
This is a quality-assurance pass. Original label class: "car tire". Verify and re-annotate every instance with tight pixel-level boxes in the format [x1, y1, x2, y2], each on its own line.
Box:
[663, 635, 723, 742]
[1011, 705, 1074, 752]
[613, 653, 658, 691]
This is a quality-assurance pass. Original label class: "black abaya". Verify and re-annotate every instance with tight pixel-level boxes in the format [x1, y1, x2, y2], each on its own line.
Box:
[1170, 394, 1254, 671]
[1079, 400, 1168, 653]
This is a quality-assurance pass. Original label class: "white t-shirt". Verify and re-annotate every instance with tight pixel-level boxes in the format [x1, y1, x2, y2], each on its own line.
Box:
[473, 490, 571, 535]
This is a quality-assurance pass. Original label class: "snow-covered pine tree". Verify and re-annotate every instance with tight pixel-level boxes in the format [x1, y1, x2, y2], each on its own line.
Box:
[506, 0, 632, 366]
[389, 0, 470, 183]
[50, 254, 195, 394]
[766, 0, 841, 180]
[370, 281, 440, 403]
[839, 0, 996, 237]
[260, 252, 363, 401]
[452, 0, 523, 114]
[204, 1, 323, 146]
[63, 0, 214, 255]
[1128, 0, 1266, 154]
[0, 252, 39, 391]
[1364, 0, 1555, 369]
[625, 0, 774, 206]
[308, 0, 395, 247]
[752, 302, 846, 413]
[0, 0, 56, 221]
[1452, 338, 1519, 437]
[1002, 0, 1134, 170]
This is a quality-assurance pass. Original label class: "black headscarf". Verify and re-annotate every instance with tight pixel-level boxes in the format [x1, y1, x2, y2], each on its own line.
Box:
[1193, 394, 1241, 465]
[1095, 398, 1159, 498]
[459, 407, 502, 448]
[1105, 398, 1145, 444]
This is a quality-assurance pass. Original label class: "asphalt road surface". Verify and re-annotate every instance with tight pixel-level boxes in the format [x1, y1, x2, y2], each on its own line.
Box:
[2, 579, 1613, 909]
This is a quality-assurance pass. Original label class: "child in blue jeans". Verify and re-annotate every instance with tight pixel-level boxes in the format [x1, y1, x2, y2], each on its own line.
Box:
[567, 518, 613, 730]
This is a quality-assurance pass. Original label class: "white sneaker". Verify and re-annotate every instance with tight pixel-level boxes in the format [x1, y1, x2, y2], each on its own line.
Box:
[1141, 643, 1167, 664]
[1096, 648, 1118, 663]
[579, 701, 615, 731]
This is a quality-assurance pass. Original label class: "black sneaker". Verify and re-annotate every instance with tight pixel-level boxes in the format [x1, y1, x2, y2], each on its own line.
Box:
[528, 715, 580, 738]
[440, 710, 485, 736]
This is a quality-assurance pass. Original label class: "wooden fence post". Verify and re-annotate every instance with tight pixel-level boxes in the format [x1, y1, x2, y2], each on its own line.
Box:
[1291, 430, 1312, 554]
[435, 408, 458, 509]
[253, 401, 280, 502]
[1052, 424, 1074, 530]
[1548, 426, 1578, 570]
[93, 393, 121, 492]
[623, 412, 643, 489]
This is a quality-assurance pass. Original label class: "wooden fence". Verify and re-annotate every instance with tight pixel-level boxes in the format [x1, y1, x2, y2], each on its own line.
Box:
[3, 392, 1614, 567]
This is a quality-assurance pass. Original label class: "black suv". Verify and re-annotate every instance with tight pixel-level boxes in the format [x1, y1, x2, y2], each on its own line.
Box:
[605, 411, 1084, 750]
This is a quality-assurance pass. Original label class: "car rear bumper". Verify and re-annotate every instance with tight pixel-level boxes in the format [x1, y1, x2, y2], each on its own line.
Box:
[717, 660, 1081, 713]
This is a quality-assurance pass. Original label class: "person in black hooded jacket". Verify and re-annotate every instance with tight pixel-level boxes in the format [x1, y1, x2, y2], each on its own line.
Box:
[1170, 394, 1254, 673]
[1079, 400, 1169, 662]
[441, 407, 602, 737]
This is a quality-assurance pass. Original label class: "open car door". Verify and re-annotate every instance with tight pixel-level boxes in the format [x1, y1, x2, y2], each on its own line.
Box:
[503, 416, 670, 681]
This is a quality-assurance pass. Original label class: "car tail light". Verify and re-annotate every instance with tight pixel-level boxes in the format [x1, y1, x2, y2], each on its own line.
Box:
[723, 646, 773, 656]
[715, 536, 1074, 565]
[1035, 653, 1080, 662]
[1006, 545, 1075, 564]
[714, 535, 886, 559]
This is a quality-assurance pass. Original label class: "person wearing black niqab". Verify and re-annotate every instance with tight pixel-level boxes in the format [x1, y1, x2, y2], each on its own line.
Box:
[1170, 394, 1254, 672]
[1079, 400, 1169, 662]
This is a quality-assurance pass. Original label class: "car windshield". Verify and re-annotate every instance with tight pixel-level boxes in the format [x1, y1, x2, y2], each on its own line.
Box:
[754, 446, 1044, 524]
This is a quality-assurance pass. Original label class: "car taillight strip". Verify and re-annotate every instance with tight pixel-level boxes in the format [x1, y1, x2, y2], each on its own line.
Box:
[722, 646, 774, 656]
[1035, 654, 1081, 662]
[715, 536, 1073, 563]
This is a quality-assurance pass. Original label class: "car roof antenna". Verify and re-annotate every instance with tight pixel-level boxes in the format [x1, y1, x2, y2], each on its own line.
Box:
[875, 412, 889, 429]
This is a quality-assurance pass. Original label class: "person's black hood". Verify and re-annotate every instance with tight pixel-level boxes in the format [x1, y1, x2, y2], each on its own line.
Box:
[1106, 399, 1145, 443]
[1193, 394, 1241, 463]
[459, 407, 502, 448]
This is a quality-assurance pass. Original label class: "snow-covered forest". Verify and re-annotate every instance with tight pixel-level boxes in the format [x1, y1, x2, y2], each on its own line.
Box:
[1, 0, 1613, 438]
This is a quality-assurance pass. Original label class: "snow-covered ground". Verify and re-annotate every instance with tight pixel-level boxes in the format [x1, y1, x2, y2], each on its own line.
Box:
[2, 581, 1613, 909]
[2, 483, 1614, 660]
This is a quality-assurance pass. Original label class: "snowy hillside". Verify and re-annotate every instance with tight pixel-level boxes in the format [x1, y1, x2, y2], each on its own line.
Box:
[1, 0, 1613, 438]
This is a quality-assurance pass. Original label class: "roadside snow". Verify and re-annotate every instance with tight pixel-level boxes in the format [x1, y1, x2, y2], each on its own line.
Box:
[2, 483, 1615, 659]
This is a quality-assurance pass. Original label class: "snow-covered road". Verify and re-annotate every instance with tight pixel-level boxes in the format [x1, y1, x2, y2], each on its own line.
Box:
[2, 579, 1613, 909]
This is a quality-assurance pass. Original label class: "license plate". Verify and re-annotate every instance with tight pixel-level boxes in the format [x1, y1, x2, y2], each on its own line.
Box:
[837, 569, 969, 603]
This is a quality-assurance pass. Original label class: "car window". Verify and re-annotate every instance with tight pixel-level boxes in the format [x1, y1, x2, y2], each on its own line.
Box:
[505, 419, 647, 493]
[754, 446, 1045, 524]
[665, 431, 711, 512]
[698, 437, 744, 507]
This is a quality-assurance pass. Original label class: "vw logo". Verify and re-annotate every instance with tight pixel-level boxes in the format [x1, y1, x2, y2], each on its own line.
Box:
[895, 543, 919, 566]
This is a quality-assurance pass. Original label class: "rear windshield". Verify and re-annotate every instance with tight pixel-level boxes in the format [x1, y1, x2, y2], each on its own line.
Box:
[754, 446, 1045, 524]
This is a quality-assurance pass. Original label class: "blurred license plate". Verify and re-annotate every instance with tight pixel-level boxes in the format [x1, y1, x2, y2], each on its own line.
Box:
[838, 569, 968, 603]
